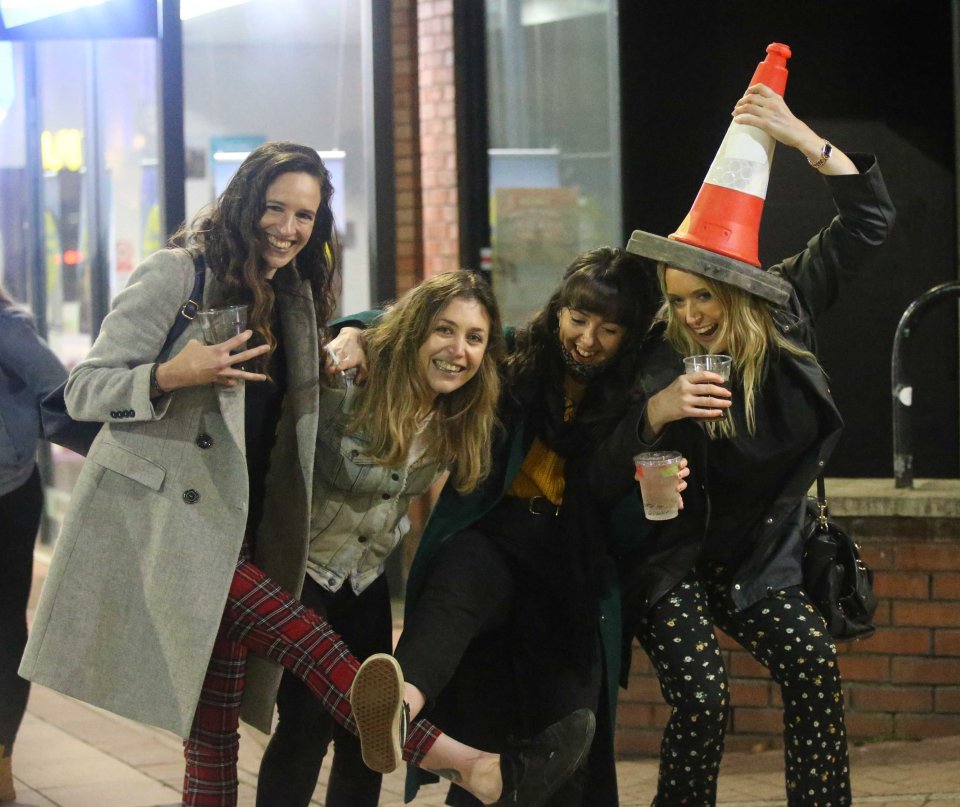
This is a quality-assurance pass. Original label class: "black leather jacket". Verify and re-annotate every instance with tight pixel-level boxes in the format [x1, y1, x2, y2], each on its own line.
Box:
[607, 153, 896, 615]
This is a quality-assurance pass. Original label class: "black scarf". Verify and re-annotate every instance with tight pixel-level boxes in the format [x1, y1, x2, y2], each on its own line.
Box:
[494, 351, 614, 667]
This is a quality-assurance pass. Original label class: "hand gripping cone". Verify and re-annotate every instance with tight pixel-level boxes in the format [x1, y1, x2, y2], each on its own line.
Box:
[627, 43, 794, 306]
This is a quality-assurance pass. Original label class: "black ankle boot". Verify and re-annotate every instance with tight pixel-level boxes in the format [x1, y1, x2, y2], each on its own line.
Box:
[493, 708, 596, 806]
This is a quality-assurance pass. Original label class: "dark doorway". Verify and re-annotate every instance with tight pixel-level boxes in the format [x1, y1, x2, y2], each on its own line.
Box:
[620, 0, 958, 478]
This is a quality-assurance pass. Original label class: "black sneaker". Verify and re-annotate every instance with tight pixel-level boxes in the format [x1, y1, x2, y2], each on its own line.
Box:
[350, 653, 408, 774]
[492, 708, 596, 806]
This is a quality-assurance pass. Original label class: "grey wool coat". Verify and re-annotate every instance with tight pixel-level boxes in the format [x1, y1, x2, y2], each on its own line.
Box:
[20, 248, 320, 738]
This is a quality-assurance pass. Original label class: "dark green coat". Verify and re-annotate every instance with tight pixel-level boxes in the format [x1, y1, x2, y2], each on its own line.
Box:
[402, 368, 625, 803]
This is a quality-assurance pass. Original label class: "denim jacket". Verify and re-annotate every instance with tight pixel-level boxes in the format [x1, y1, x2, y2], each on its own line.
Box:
[0, 304, 67, 496]
[306, 381, 447, 595]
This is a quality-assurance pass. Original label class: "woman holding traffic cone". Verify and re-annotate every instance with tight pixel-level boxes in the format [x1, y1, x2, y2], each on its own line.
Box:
[611, 46, 895, 806]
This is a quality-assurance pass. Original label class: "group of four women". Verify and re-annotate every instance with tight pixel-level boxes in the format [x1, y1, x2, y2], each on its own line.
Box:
[10, 79, 893, 807]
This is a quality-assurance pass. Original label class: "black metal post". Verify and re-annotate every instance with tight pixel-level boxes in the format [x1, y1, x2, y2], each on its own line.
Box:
[157, 0, 185, 239]
[87, 43, 110, 336]
[891, 281, 960, 487]
[453, 0, 490, 274]
[369, 0, 395, 303]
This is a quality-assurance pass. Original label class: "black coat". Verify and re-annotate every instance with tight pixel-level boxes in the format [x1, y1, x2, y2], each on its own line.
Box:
[610, 154, 896, 628]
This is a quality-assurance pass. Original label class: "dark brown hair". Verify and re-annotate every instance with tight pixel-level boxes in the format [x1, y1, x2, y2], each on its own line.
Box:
[171, 141, 340, 353]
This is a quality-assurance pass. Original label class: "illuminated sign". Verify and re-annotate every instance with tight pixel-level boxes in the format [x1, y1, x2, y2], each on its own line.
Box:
[0, 42, 12, 124]
[180, 0, 255, 21]
[0, 0, 110, 29]
[41, 129, 84, 172]
[0, 0, 157, 40]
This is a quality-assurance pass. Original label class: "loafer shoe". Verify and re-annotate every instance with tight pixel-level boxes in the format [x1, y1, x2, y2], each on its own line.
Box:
[493, 707, 596, 806]
[350, 653, 407, 774]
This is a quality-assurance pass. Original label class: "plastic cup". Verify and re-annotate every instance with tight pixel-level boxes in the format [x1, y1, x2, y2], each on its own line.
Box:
[684, 354, 731, 419]
[633, 450, 682, 521]
[683, 353, 731, 380]
[197, 305, 248, 345]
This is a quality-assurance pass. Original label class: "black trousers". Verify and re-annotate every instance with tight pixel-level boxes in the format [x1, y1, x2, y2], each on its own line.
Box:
[624, 563, 851, 807]
[0, 467, 43, 751]
[395, 504, 615, 807]
[255, 573, 392, 807]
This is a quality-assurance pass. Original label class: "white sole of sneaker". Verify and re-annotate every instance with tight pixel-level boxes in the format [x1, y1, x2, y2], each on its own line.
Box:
[350, 653, 404, 774]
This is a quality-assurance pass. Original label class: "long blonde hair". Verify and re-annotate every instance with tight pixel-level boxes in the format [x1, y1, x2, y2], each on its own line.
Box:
[346, 270, 504, 492]
[658, 265, 814, 437]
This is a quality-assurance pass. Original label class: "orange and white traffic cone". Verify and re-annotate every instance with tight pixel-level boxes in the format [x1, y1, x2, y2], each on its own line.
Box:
[627, 43, 794, 306]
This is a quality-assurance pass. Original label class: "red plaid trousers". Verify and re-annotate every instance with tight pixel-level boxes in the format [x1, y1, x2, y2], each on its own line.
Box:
[182, 557, 440, 806]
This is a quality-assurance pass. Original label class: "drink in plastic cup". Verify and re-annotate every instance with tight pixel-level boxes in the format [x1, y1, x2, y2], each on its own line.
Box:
[197, 305, 248, 345]
[683, 353, 731, 380]
[633, 450, 682, 521]
[683, 354, 731, 419]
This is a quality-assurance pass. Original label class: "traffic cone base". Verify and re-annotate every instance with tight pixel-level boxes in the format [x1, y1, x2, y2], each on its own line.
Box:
[626, 229, 791, 307]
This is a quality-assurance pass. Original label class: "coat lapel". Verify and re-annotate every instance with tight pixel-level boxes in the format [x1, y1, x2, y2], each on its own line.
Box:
[216, 384, 246, 451]
[203, 270, 247, 452]
[277, 280, 320, 493]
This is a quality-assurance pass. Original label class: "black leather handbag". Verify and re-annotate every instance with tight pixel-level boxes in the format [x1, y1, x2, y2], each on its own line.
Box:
[40, 257, 205, 456]
[801, 476, 878, 641]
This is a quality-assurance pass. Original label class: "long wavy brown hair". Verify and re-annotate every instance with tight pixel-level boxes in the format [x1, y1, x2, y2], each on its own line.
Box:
[347, 270, 504, 493]
[171, 141, 340, 356]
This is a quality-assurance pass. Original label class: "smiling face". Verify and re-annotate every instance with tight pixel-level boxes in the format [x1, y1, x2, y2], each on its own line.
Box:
[664, 268, 728, 352]
[417, 296, 491, 403]
[258, 171, 323, 277]
[557, 306, 626, 368]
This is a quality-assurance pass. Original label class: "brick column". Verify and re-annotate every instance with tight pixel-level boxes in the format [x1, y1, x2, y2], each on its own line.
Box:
[417, 0, 459, 279]
[392, 0, 423, 295]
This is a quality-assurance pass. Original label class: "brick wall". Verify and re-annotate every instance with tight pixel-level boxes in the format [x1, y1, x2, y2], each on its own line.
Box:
[615, 514, 960, 757]
[415, 0, 459, 279]
[391, 0, 460, 293]
[392, 0, 422, 295]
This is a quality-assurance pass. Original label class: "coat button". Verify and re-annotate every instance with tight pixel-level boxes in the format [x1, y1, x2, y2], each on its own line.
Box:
[381, 493, 390, 500]
[110, 410, 118, 418]
[358, 535, 368, 543]
[328, 578, 337, 587]
[196, 434, 213, 449]
[350, 449, 359, 458]
[182, 489, 201, 504]
[766, 517, 773, 524]
[734, 583, 741, 591]
[391, 472, 400, 481]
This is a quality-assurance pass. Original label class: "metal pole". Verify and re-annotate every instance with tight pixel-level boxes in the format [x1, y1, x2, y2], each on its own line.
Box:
[891, 281, 960, 487]
[86, 43, 110, 336]
[951, 0, 960, 474]
[23, 43, 46, 336]
[157, 0, 185, 239]
[23, 42, 57, 545]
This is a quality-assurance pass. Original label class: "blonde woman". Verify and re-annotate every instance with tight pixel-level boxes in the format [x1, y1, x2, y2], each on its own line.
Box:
[616, 86, 895, 805]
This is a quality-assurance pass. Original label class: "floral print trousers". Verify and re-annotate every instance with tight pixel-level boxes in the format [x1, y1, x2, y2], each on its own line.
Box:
[633, 564, 851, 807]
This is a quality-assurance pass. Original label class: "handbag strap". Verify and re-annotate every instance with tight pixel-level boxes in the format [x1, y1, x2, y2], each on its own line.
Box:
[815, 473, 829, 527]
[158, 253, 206, 359]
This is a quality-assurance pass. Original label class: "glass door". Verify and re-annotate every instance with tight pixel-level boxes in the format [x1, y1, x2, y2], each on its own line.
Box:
[33, 37, 160, 536]
[0, 27, 160, 541]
